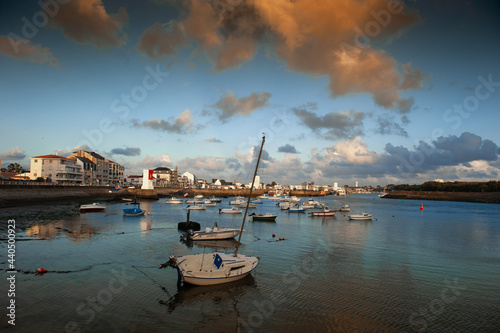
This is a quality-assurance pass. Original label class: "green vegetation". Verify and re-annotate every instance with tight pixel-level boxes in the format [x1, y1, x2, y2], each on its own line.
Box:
[394, 181, 500, 192]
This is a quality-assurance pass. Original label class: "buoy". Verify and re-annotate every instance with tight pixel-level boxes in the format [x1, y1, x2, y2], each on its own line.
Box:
[272, 234, 276, 238]
[36, 268, 47, 273]
[420, 204, 424, 210]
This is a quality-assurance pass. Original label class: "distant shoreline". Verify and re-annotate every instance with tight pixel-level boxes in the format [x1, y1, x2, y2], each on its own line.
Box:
[382, 190, 500, 204]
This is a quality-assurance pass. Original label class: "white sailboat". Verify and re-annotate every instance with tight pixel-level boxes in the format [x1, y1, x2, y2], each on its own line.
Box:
[161, 136, 265, 286]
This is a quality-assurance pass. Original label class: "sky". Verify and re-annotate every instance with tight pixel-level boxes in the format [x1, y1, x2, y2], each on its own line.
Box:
[0, 0, 499, 186]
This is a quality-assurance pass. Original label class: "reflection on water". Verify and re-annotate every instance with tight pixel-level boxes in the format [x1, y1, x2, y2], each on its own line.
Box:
[8, 196, 500, 332]
[26, 220, 97, 242]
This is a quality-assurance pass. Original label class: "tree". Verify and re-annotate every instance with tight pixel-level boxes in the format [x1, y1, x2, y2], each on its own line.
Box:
[7, 163, 24, 173]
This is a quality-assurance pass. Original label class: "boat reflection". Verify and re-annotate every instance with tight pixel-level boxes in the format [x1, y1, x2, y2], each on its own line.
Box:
[159, 274, 256, 314]
[26, 220, 97, 242]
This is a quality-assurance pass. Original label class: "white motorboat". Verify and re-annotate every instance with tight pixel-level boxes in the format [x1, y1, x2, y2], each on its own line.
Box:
[195, 194, 204, 199]
[279, 202, 290, 210]
[239, 202, 257, 208]
[209, 196, 222, 202]
[162, 136, 265, 286]
[348, 213, 373, 220]
[79, 203, 106, 212]
[229, 199, 245, 205]
[338, 204, 350, 212]
[187, 204, 206, 210]
[203, 199, 216, 207]
[166, 197, 183, 204]
[185, 222, 240, 241]
[219, 207, 242, 214]
[249, 213, 277, 222]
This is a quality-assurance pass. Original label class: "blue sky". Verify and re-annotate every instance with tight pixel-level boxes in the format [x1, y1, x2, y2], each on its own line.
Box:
[1, 0, 499, 186]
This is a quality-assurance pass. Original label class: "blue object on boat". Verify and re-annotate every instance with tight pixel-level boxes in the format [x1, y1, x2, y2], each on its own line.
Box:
[214, 254, 223, 269]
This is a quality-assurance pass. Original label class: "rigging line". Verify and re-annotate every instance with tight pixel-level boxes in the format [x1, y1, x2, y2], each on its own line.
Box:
[131, 265, 171, 296]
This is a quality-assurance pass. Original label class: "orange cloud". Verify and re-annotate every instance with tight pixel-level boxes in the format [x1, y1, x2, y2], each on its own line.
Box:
[138, 0, 428, 111]
[0, 35, 58, 65]
[50, 0, 128, 49]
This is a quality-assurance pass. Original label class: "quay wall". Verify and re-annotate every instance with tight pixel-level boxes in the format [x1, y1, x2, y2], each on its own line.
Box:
[382, 190, 500, 204]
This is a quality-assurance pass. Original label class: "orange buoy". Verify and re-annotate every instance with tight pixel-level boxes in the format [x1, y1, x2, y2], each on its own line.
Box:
[420, 204, 424, 210]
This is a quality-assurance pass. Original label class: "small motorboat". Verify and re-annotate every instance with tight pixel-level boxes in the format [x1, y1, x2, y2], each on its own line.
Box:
[80, 203, 106, 213]
[219, 207, 242, 214]
[166, 197, 183, 204]
[288, 205, 305, 213]
[348, 213, 373, 220]
[182, 222, 240, 241]
[187, 204, 206, 210]
[249, 213, 277, 222]
[338, 204, 350, 212]
[203, 199, 216, 207]
[209, 196, 222, 203]
[310, 206, 336, 217]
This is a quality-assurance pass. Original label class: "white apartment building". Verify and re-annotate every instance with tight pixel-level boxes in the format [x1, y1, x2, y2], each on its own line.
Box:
[30, 154, 83, 184]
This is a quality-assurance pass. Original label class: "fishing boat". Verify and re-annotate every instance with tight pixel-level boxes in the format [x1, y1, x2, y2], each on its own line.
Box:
[166, 197, 183, 204]
[310, 206, 336, 217]
[79, 203, 106, 212]
[182, 222, 240, 241]
[161, 136, 265, 286]
[348, 213, 373, 220]
[249, 213, 277, 222]
[219, 207, 242, 214]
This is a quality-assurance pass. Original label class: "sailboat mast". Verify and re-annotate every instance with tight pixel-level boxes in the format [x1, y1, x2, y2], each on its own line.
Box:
[234, 135, 265, 257]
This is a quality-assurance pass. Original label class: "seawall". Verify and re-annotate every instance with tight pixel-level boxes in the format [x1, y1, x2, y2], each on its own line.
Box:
[0, 185, 128, 208]
[382, 190, 500, 204]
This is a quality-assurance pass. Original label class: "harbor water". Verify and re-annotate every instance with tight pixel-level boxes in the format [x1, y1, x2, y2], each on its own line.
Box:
[2, 194, 500, 332]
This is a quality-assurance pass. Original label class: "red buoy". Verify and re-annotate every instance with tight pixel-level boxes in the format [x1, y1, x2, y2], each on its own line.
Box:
[36, 268, 47, 273]
[420, 204, 424, 210]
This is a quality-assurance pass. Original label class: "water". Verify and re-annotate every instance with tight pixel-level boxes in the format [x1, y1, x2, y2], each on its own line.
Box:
[2, 195, 500, 332]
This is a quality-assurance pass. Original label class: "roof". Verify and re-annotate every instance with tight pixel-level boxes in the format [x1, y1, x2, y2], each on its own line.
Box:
[90, 152, 105, 160]
[72, 156, 95, 164]
[31, 154, 70, 160]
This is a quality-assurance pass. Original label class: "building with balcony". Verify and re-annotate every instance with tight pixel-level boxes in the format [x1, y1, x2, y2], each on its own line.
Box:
[70, 150, 124, 185]
[30, 155, 83, 184]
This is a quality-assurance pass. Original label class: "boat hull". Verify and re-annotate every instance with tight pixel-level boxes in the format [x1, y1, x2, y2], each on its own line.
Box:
[174, 252, 259, 286]
[310, 211, 336, 216]
[190, 229, 240, 241]
[348, 214, 373, 220]
[79, 204, 105, 212]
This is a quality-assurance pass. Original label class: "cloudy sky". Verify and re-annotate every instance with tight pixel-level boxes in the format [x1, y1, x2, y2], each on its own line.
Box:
[1, 0, 499, 186]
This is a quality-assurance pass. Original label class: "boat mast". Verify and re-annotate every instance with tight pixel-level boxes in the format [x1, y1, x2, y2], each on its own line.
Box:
[234, 135, 265, 257]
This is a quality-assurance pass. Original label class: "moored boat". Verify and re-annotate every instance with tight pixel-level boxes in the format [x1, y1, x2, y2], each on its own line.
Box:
[310, 206, 336, 217]
[187, 204, 206, 210]
[166, 197, 183, 204]
[348, 212, 373, 220]
[183, 222, 240, 241]
[249, 213, 277, 222]
[219, 207, 242, 214]
[80, 203, 106, 213]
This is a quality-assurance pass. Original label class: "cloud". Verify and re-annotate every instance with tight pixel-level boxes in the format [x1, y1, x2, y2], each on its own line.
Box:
[206, 138, 222, 143]
[0, 35, 58, 66]
[212, 91, 271, 121]
[278, 144, 300, 154]
[122, 154, 172, 175]
[333, 137, 378, 164]
[136, 22, 186, 58]
[110, 147, 141, 156]
[132, 109, 197, 133]
[140, 0, 427, 112]
[0, 147, 26, 160]
[375, 114, 408, 137]
[55, 144, 93, 157]
[50, 0, 128, 49]
[293, 104, 365, 139]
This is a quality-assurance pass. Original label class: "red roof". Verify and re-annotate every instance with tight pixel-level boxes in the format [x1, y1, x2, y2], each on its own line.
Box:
[31, 154, 70, 160]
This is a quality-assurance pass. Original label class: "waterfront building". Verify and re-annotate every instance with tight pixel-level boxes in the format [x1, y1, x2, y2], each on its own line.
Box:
[70, 150, 124, 185]
[30, 155, 83, 184]
[152, 166, 179, 187]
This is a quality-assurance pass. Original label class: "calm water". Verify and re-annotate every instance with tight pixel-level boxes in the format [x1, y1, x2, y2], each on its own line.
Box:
[2, 195, 500, 332]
